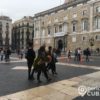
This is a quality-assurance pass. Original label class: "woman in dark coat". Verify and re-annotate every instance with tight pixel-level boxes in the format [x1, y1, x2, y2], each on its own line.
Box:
[36, 45, 51, 83]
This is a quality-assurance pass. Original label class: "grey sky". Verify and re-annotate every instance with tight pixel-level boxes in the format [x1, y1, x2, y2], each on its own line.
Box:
[0, 0, 64, 21]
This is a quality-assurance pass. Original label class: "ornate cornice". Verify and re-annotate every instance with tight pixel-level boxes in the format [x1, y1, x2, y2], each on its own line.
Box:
[34, 0, 90, 18]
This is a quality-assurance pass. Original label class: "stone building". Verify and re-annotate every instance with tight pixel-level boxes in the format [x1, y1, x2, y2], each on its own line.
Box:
[0, 16, 12, 48]
[33, 0, 100, 51]
[12, 16, 34, 50]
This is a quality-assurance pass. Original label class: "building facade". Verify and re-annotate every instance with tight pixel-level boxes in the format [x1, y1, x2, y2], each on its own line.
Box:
[0, 16, 12, 48]
[33, 0, 100, 51]
[12, 16, 34, 50]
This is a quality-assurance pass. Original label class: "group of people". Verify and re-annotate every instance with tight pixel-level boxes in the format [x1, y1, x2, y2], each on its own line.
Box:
[74, 48, 83, 62]
[25, 43, 57, 83]
[0, 48, 11, 62]
[67, 47, 91, 62]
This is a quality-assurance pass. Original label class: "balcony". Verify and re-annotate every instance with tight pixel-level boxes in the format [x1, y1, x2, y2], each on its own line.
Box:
[81, 14, 89, 20]
[54, 31, 66, 37]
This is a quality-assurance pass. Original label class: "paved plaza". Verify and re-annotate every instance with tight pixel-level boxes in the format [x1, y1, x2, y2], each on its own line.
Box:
[0, 55, 100, 100]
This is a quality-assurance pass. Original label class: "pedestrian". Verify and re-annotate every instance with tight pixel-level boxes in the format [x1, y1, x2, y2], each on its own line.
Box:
[5, 48, 11, 62]
[20, 48, 24, 59]
[36, 45, 51, 83]
[84, 48, 91, 62]
[67, 50, 71, 62]
[17, 49, 20, 59]
[0, 48, 4, 61]
[77, 48, 82, 62]
[47, 46, 57, 75]
[52, 48, 58, 74]
[25, 43, 36, 80]
[74, 48, 78, 61]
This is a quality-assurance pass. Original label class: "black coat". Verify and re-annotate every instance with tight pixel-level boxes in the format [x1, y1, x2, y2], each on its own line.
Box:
[84, 49, 91, 56]
[26, 48, 36, 63]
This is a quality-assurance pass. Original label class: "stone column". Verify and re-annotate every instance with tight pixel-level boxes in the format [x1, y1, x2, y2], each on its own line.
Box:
[90, 3, 94, 32]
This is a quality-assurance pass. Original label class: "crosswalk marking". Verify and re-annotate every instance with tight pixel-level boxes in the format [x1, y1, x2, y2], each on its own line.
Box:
[12, 66, 27, 70]
[57, 62, 100, 70]
[0, 57, 26, 64]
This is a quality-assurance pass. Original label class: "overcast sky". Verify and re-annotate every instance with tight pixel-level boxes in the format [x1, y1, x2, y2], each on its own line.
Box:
[0, 0, 64, 21]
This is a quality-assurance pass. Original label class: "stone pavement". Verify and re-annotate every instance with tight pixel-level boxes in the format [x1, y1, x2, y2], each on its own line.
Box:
[58, 55, 100, 67]
[0, 57, 26, 64]
[0, 56, 100, 100]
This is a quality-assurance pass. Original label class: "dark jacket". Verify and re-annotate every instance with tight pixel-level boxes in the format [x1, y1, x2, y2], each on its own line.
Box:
[26, 48, 36, 63]
[84, 49, 91, 56]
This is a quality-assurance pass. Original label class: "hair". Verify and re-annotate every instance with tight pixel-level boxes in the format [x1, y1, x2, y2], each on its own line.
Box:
[48, 46, 52, 50]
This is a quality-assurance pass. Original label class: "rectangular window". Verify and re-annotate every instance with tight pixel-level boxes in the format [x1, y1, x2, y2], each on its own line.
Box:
[95, 17, 100, 29]
[95, 35, 100, 41]
[54, 27, 57, 33]
[59, 25, 62, 32]
[73, 23, 76, 32]
[96, 6, 100, 13]
[72, 36, 76, 42]
[83, 10, 87, 15]
[48, 27, 51, 35]
[42, 29, 45, 38]
[36, 30, 39, 38]
[63, 23, 67, 32]
[82, 19, 88, 31]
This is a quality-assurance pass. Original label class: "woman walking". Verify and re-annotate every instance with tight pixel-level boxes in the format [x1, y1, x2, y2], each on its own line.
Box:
[36, 45, 51, 83]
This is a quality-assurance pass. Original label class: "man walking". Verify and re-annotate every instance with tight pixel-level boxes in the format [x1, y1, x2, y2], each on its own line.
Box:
[25, 43, 36, 80]
[84, 48, 91, 62]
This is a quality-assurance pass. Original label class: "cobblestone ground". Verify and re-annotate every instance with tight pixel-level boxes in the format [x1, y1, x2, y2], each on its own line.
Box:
[0, 55, 100, 100]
